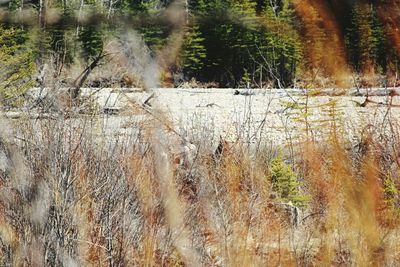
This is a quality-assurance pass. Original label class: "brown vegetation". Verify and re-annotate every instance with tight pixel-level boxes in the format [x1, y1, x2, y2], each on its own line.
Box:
[0, 102, 400, 266]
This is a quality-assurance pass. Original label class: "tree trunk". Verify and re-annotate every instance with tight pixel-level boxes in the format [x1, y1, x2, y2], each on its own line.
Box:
[70, 52, 107, 100]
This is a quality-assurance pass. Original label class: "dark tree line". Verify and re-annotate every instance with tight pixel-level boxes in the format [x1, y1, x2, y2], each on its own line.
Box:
[0, 0, 399, 96]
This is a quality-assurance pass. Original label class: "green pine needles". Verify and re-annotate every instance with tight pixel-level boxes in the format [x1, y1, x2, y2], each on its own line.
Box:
[270, 154, 309, 208]
[0, 25, 35, 106]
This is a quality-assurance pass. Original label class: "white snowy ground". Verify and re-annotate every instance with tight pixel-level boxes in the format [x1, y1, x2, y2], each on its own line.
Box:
[16, 88, 400, 148]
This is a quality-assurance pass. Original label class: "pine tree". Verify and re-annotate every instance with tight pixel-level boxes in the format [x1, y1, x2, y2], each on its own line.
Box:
[79, 24, 104, 62]
[185, 0, 301, 87]
[257, 0, 301, 87]
[346, 3, 388, 74]
[181, 24, 206, 79]
[369, 6, 387, 73]
[189, 0, 207, 15]
[117, 0, 152, 15]
[139, 23, 167, 52]
[0, 25, 35, 106]
[270, 153, 308, 208]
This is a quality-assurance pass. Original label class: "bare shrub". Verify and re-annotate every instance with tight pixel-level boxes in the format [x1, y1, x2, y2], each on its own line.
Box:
[0, 101, 400, 266]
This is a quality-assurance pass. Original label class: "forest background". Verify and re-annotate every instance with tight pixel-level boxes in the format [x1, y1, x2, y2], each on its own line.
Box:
[1, 0, 400, 101]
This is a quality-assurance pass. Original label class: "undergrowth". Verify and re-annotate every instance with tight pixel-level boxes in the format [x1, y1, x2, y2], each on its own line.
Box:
[0, 106, 399, 266]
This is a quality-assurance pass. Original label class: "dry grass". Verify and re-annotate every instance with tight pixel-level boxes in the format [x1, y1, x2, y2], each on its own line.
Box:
[0, 105, 400, 266]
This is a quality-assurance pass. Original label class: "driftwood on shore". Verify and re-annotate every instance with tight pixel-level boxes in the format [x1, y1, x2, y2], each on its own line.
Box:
[304, 87, 400, 97]
[231, 87, 400, 97]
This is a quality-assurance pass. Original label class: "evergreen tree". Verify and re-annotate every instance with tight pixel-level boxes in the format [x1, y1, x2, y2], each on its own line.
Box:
[48, 25, 75, 76]
[138, 22, 167, 52]
[369, 6, 387, 72]
[181, 24, 206, 79]
[0, 25, 35, 105]
[188, 0, 207, 15]
[79, 24, 104, 62]
[346, 3, 388, 73]
[183, 0, 301, 87]
[117, 0, 153, 15]
[259, 1, 302, 87]
[270, 153, 308, 208]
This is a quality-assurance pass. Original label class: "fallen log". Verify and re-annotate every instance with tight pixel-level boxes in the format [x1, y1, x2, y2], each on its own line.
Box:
[301, 88, 400, 97]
